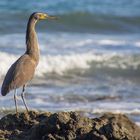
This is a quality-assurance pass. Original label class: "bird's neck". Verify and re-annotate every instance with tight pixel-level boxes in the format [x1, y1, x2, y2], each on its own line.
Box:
[26, 18, 39, 64]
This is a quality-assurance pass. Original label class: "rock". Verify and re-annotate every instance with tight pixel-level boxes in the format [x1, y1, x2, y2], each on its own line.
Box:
[0, 111, 139, 140]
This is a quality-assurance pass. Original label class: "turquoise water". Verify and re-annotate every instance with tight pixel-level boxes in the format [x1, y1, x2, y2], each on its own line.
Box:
[0, 0, 140, 124]
[0, 0, 140, 34]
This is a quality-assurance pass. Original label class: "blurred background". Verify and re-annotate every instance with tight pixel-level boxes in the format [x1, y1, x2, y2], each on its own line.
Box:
[0, 0, 140, 125]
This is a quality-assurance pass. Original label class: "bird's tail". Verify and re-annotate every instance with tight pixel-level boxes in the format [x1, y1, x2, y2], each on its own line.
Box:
[1, 86, 9, 96]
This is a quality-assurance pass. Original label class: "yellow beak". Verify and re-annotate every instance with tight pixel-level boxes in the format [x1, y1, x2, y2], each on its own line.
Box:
[46, 15, 58, 20]
[39, 14, 58, 20]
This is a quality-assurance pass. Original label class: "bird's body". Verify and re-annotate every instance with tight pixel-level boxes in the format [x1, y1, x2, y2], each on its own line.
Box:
[1, 55, 37, 96]
[1, 12, 39, 96]
[1, 12, 56, 115]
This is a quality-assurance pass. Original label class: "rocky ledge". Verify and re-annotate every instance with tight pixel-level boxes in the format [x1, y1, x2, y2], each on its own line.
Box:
[0, 111, 140, 140]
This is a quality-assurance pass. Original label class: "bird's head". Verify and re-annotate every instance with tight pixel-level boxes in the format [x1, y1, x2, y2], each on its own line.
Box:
[31, 12, 57, 21]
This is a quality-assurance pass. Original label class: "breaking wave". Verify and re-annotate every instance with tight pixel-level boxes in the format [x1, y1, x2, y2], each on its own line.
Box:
[0, 52, 140, 79]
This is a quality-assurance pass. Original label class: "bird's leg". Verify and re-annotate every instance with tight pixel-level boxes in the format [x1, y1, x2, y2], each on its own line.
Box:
[14, 89, 18, 116]
[21, 85, 29, 113]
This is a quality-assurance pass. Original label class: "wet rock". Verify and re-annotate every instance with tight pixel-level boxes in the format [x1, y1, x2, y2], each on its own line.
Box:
[0, 111, 139, 140]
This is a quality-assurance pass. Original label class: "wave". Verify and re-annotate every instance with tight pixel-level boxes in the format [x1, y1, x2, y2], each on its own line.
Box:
[1, 0, 140, 17]
[1, 12, 140, 34]
[0, 52, 140, 79]
[84, 108, 140, 116]
[1, 107, 140, 116]
[0, 0, 140, 34]
[0, 32, 140, 52]
[59, 12, 140, 33]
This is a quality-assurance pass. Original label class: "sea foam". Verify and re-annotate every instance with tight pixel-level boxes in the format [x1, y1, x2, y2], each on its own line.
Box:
[0, 51, 140, 79]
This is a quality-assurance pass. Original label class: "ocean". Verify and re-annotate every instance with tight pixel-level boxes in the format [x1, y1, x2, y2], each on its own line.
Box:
[0, 0, 140, 125]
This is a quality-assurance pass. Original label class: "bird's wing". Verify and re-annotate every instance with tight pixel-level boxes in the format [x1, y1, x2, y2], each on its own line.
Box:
[1, 54, 36, 96]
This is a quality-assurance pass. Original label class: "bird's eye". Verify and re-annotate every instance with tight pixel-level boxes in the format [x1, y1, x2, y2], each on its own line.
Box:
[34, 15, 38, 20]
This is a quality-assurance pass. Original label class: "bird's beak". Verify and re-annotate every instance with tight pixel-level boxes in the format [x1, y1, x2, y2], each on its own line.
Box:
[39, 13, 58, 20]
[46, 15, 58, 20]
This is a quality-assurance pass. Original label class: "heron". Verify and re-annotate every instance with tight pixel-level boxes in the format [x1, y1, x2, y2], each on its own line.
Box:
[1, 12, 57, 115]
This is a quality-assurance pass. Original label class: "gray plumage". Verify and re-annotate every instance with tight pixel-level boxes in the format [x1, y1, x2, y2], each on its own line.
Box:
[1, 12, 39, 96]
[1, 55, 37, 96]
[1, 12, 57, 114]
